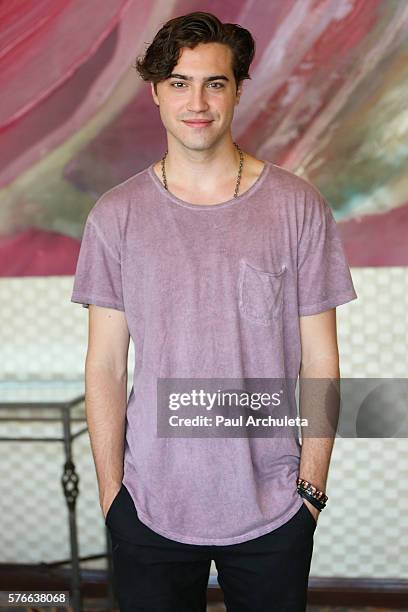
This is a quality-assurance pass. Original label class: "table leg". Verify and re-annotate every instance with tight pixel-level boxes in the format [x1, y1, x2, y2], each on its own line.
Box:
[61, 409, 81, 612]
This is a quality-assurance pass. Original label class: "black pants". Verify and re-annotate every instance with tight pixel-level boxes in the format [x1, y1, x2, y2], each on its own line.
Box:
[105, 483, 316, 612]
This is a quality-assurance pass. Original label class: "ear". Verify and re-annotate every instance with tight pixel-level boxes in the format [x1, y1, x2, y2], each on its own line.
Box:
[235, 85, 243, 105]
[151, 82, 159, 106]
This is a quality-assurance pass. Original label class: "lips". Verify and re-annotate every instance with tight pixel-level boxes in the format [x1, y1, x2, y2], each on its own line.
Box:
[182, 120, 213, 127]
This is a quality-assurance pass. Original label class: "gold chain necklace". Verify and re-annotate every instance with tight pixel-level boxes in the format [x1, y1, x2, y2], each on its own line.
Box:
[160, 142, 244, 199]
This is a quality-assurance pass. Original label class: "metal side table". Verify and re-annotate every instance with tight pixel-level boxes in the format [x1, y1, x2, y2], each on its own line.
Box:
[0, 379, 115, 612]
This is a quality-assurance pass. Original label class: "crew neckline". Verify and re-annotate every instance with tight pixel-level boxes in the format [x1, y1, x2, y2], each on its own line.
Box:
[148, 159, 270, 211]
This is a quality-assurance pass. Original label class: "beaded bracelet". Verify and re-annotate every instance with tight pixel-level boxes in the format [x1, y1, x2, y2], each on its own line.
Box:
[297, 477, 328, 511]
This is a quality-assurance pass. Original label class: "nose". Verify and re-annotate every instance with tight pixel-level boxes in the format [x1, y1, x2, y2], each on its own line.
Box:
[186, 86, 209, 113]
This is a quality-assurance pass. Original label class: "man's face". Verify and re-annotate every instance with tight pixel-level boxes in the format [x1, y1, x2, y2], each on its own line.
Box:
[151, 42, 242, 152]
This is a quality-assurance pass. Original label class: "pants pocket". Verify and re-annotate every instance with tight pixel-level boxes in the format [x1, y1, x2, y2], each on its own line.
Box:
[301, 499, 318, 529]
[105, 484, 123, 526]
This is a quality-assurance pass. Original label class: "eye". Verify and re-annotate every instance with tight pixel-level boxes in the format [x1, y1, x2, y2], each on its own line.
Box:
[169, 81, 224, 89]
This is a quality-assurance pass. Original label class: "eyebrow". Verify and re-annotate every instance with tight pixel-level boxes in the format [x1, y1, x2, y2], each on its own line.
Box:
[168, 73, 230, 83]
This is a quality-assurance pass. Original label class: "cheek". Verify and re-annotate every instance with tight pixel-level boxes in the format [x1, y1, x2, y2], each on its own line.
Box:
[157, 104, 176, 124]
[164, 100, 186, 119]
[215, 101, 234, 122]
[213, 95, 235, 112]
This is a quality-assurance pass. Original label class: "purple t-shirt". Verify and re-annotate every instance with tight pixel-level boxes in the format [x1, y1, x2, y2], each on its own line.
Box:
[71, 160, 357, 545]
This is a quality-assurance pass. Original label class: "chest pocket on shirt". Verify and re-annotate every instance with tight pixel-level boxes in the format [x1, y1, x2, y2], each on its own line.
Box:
[238, 259, 287, 326]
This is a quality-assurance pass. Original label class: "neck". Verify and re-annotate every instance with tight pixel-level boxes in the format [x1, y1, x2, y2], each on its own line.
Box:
[161, 142, 243, 190]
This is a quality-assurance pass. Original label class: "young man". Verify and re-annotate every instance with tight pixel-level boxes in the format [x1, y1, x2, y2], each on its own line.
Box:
[71, 11, 357, 612]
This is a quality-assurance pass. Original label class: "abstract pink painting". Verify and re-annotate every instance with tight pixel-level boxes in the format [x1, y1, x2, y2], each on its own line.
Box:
[1, 0, 407, 275]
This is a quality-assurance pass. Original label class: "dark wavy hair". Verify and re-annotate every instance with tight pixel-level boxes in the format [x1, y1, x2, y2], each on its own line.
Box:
[134, 11, 256, 93]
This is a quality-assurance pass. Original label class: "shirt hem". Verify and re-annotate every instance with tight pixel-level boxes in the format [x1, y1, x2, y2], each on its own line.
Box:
[298, 291, 357, 316]
[71, 295, 125, 311]
[129, 494, 305, 546]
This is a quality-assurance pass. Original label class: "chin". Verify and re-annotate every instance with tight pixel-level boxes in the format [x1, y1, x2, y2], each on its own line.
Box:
[174, 135, 214, 149]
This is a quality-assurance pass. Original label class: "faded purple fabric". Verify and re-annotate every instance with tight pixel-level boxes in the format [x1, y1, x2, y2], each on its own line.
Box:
[71, 160, 357, 545]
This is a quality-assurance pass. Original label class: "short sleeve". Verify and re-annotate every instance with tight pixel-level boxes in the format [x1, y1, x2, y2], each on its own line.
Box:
[71, 214, 124, 311]
[297, 199, 357, 316]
